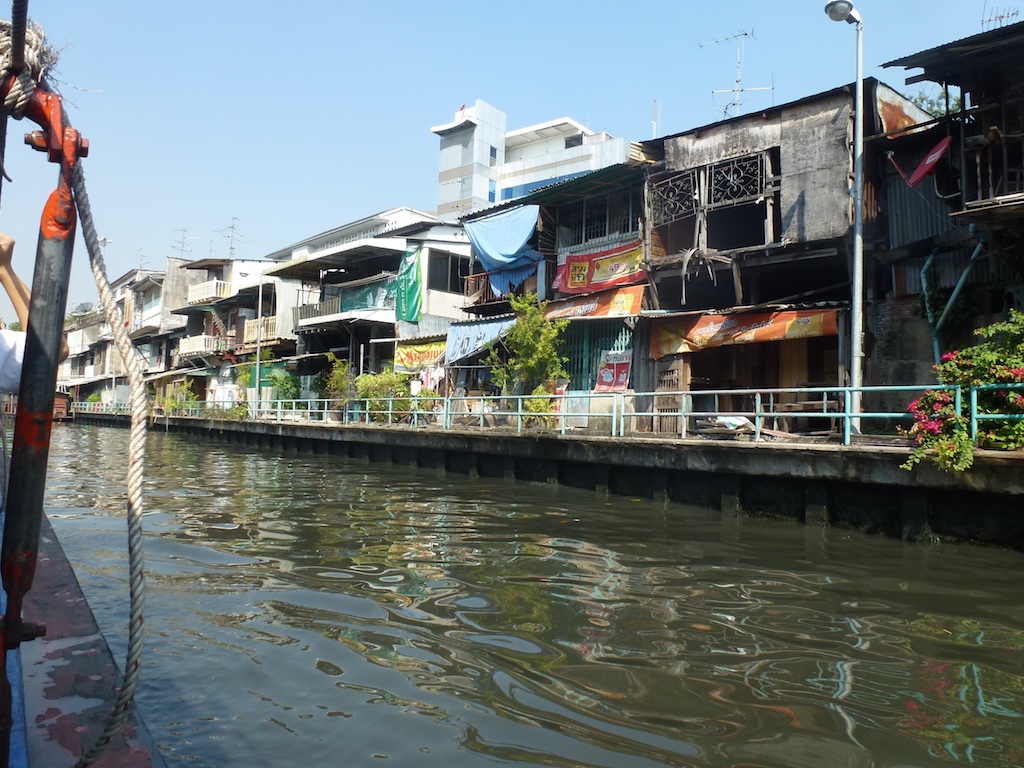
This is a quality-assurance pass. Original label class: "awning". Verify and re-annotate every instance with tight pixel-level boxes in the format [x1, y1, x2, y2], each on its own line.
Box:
[544, 284, 645, 320]
[650, 308, 840, 359]
[144, 368, 215, 383]
[445, 315, 517, 365]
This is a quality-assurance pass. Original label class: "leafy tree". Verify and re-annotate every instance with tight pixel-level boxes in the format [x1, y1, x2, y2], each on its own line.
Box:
[266, 368, 300, 400]
[909, 85, 963, 116]
[484, 292, 569, 394]
[903, 309, 1024, 472]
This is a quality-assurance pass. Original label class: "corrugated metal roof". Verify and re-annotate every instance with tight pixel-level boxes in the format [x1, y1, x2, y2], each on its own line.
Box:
[460, 163, 646, 222]
[883, 20, 1024, 71]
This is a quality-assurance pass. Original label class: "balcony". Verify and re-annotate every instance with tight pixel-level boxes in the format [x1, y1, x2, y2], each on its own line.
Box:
[294, 274, 397, 326]
[188, 280, 233, 305]
[243, 316, 277, 345]
[463, 269, 538, 307]
[178, 334, 230, 357]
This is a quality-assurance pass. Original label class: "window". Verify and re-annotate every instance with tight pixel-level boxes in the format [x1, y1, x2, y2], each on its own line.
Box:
[650, 149, 781, 254]
[565, 134, 583, 149]
[556, 187, 643, 249]
[488, 180, 496, 204]
[489, 145, 497, 167]
[427, 250, 470, 293]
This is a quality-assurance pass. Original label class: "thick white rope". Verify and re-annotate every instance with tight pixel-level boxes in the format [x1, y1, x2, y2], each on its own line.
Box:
[72, 164, 149, 768]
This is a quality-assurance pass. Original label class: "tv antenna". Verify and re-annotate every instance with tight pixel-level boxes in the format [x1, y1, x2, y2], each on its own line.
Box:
[981, 2, 1019, 29]
[172, 228, 198, 258]
[217, 217, 243, 259]
[701, 29, 773, 118]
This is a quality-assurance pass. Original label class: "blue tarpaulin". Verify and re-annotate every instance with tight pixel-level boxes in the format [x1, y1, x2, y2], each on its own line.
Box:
[446, 316, 518, 364]
[464, 206, 542, 296]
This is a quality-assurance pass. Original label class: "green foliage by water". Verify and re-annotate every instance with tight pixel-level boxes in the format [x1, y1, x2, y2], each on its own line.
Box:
[157, 379, 199, 414]
[266, 368, 300, 400]
[354, 367, 411, 422]
[903, 309, 1024, 472]
[316, 353, 355, 403]
[484, 292, 568, 394]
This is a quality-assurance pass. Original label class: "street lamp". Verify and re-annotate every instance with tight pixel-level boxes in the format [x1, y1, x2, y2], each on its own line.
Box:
[254, 274, 264, 415]
[99, 237, 115, 402]
[825, 0, 864, 427]
[238, 270, 267, 415]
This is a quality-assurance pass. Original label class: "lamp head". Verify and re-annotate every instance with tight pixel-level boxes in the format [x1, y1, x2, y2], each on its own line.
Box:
[825, 1, 861, 24]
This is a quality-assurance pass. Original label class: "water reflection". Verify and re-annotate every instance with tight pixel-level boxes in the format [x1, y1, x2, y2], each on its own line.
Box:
[44, 425, 1024, 768]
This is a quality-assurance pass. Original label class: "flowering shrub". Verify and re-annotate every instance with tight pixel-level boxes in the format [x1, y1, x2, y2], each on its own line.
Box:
[902, 310, 1024, 472]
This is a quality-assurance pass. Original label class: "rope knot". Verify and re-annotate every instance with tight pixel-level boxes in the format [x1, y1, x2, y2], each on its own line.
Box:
[0, 19, 57, 118]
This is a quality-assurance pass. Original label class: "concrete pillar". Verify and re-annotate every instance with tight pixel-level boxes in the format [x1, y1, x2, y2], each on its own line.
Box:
[720, 474, 741, 518]
[651, 470, 669, 505]
[804, 482, 829, 527]
[594, 465, 610, 498]
[901, 488, 932, 543]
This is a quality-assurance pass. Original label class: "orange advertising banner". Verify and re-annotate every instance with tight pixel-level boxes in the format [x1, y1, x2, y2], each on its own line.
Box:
[553, 241, 646, 295]
[544, 284, 645, 320]
[651, 309, 840, 359]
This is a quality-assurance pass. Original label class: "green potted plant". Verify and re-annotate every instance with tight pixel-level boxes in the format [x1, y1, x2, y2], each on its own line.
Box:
[322, 352, 354, 420]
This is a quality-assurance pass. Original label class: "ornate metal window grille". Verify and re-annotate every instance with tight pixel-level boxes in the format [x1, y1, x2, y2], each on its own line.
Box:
[709, 155, 765, 209]
[651, 153, 769, 226]
[651, 169, 698, 226]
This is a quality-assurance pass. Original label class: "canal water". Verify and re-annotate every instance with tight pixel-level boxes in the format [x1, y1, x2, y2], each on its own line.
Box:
[42, 425, 1024, 768]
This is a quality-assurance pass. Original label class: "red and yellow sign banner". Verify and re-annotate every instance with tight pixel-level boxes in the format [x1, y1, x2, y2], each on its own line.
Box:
[553, 241, 646, 295]
[394, 339, 447, 373]
[544, 284, 645, 320]
[594, 349, 633, 392]
[651, 309, 840, 359]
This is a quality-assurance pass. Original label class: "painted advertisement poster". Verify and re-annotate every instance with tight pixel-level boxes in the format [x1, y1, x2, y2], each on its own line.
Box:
[651, 309, 840, 359]
[553, 241, 645, 294]
[594, 349, 633, 392]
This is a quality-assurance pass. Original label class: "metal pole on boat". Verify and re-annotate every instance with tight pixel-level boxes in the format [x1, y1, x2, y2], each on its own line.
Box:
[0, 78, 85, 765]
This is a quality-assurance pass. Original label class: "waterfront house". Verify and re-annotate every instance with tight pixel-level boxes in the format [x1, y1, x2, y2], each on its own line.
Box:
[451, 81, 945, 432]
[59, 260, 199, 403]
[262, 208, 471, 385]
[171, 258, 302, 405]
[874, 21, 1024, 401]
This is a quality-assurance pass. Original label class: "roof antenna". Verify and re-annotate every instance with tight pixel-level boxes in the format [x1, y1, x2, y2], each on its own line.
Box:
[981, 3, 1019, 29]
[701, 29, 773, 118]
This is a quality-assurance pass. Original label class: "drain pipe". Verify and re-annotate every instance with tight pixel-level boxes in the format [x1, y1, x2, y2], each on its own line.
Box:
[920, 250, 941, 364]
[922, 226, 988, 365]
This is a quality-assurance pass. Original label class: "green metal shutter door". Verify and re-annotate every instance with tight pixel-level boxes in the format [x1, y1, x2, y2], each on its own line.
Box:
[563, 319, 633, 391]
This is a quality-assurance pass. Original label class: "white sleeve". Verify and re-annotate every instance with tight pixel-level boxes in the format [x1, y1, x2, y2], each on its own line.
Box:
[0, 330, 26, 393]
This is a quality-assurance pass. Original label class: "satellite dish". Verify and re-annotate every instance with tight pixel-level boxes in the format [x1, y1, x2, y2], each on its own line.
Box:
[71, 302, 95, 315]
[908, 136, 952, 188]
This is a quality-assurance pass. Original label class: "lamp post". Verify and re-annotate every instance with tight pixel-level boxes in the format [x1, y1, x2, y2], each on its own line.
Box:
[254, 274, 264, 416]
[825, 0, 864, 427]
[99, 237, 115, 402]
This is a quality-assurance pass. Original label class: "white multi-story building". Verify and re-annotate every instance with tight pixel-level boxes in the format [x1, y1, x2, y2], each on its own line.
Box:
[431, 99, 634, 216]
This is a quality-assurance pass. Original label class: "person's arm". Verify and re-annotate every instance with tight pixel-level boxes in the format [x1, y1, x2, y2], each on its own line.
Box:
[0, 233, 29, 331]
[0, 233, 69, 363]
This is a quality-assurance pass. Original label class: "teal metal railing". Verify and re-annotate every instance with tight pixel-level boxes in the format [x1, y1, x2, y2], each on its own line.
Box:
[69, 383, 1024, 448]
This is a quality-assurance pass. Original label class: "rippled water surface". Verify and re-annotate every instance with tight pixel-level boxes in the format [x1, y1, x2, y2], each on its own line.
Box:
[41, 425, 1024, 767]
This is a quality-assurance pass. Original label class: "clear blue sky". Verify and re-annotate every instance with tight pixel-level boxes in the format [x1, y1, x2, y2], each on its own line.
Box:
[0, 0, 1002, 321]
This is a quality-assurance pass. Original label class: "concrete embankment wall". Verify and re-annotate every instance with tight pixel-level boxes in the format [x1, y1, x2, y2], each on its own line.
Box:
[74, 414, 1024, 550]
